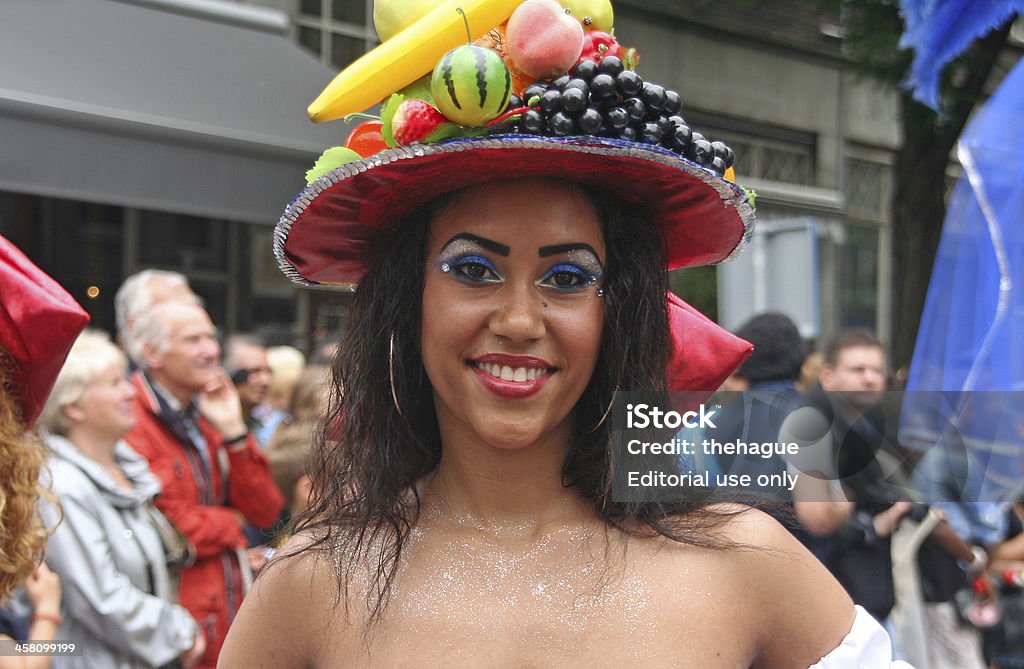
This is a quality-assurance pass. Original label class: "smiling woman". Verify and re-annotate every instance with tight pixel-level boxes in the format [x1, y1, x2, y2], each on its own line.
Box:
[421, 181, 606, 450]
[218, 0, 913, 665]
[220, 166, 910, 666]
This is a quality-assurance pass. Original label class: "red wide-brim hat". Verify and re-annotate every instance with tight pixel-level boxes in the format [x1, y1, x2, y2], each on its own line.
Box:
[0, 235, 90, 426]
[274, 134, 754, 392]
[275, 135, 755, 287]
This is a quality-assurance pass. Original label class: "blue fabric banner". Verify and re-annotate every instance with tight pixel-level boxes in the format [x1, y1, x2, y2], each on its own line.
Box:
[901, 58, 1024, 503]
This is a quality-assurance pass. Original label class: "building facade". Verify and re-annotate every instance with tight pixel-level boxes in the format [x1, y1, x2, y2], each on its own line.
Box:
[0, 0, 341, 346]
[253, 0, 903, 347]
[7, 0, 998, 352]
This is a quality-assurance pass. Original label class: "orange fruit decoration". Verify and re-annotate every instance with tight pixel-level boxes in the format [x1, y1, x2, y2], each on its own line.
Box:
[344, 120, 387, 157]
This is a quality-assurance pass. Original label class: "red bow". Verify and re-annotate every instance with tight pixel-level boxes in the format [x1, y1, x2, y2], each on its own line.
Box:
[666, 291, 751, 401]
[0, 235, 90, 426]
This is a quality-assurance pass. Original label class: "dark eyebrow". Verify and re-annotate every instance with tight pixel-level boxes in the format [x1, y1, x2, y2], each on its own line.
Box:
[439, 233, 510, 256]
[538, 243, 602, 259]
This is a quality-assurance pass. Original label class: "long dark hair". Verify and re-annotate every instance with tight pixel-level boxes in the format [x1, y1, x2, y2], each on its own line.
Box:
[289, 181, 737, 623]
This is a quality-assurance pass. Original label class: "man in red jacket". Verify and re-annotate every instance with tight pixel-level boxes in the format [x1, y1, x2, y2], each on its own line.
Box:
[123, 300, 283, 668]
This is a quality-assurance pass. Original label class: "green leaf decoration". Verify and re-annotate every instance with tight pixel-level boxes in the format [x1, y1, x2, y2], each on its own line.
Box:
[400, 75, 435, 106]
[380, 78, 437, 149]
[380, 92, 403, 149]
[741, 186, 757, 209]
[422, 122, 464, 144]
[305, 147, 362, 184]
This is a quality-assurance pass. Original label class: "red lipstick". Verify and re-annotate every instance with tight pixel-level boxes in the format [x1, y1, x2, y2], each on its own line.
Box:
[470, 354, 554, 399]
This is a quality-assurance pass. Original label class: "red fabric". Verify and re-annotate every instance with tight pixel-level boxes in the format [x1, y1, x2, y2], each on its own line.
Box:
[0, 235, 89, 425]
[666, 292, 752, 399]
[124, 374, 283, 669]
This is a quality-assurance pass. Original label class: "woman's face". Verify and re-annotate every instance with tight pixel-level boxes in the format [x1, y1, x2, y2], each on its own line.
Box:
[421, 179, 605, 452]
[73, 362, 136, 441]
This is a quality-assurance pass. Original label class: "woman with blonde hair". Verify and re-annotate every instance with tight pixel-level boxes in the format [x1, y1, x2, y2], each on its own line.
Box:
[265, 346, 306, 414]
[265, 366, 328, 519]
[38, 331, 204, 668]
[0, 234, 88, 668]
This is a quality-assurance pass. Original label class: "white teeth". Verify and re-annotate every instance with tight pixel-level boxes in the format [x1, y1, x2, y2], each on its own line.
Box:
[477, 362, 548, 383]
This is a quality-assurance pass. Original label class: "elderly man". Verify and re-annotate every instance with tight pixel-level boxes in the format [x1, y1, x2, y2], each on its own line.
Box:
[114, 269, 200, 365]
[123, 301, 283, 669]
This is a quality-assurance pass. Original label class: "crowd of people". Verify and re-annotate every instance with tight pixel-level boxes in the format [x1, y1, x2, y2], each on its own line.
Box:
[0, 263, 322, 668]
[0, 0, 1017, 661]
[1, 183, 1021, 668]
[0, 192, 1020, 669]
[1, 232, 1022, 668]
[2, 258, 1018, 669]
[706, 313, 1024, 669]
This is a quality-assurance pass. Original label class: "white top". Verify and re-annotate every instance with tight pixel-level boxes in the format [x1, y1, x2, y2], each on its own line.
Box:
[809, 606, 915, 668]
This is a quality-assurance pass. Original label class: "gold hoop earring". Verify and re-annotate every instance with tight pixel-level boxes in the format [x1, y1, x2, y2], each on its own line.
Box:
[585, 386, 618, 434]
[389, 332, 403, 417]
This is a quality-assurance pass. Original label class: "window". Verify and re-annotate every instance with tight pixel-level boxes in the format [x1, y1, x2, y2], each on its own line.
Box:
[0, 192, 124, 330]
[0, 189, 305, 337]
[137, 211, 229, 272]
[847, 158, 893, 223]
[837, 224, 879, 331]
[757, 143, 814, 185]
[296, 0, 377, 70]
[691, 122, 816, 187]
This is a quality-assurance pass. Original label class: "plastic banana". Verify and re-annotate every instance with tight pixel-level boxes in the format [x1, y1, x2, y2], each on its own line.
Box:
[308, 0, 525, 123]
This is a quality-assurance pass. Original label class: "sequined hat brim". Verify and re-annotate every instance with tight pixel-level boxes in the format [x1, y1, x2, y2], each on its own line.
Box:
[276, 135, 755, 287]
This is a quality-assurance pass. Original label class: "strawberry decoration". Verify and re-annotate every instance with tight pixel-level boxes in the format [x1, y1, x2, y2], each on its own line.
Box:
[391, 99, 466, 146]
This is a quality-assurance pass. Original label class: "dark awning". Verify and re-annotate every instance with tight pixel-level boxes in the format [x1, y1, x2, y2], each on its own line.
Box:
[0, 0, 345, 224]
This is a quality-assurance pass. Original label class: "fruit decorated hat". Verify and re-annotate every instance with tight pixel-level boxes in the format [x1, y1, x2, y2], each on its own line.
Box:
[276, 0, 755, 390]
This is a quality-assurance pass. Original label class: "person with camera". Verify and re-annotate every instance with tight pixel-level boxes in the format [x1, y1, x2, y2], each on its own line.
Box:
[38, 330, 205, 668]
[222, 335, 284, 449]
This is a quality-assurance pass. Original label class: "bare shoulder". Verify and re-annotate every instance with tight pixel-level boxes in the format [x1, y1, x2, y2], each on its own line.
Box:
[640, 505, 855, 669]
[705, 503, 807, 548]
[709, 505, 856, 668]
[218, 532, 355, 668]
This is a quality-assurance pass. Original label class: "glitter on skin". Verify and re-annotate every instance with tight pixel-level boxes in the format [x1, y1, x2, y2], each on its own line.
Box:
[346, 498, 659, 662]
[563, 248, 604, 282]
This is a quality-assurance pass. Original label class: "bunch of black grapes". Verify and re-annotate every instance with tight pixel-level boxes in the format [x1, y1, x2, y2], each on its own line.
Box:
[507, 56, 735, 177]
